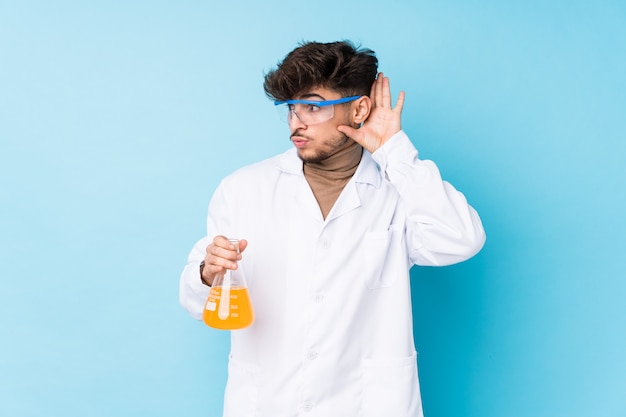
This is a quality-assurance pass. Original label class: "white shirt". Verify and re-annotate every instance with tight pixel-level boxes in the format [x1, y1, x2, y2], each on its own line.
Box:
[180, 131, 485, 417]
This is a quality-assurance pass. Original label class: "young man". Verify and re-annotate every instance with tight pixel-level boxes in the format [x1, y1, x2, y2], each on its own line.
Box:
[180, 41, 485, 417]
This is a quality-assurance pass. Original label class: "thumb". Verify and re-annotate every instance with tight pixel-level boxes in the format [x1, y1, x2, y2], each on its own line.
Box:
[337, 125, 364, 145]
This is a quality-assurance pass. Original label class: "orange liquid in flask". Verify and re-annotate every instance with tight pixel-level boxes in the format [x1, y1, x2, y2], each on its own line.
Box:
[203, 286, 254, 330]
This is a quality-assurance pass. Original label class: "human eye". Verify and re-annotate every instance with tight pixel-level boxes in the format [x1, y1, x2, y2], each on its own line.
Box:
[306, 104, 321, 113]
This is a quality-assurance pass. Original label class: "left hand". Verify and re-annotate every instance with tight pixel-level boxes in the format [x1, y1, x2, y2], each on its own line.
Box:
[337, 72, 405, 153]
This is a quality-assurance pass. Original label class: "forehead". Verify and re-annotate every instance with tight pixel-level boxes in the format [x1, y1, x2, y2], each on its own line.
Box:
[295, 87, 342, 101]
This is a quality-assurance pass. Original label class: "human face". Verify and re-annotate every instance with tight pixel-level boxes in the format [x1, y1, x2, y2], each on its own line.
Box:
[288, 87, 357, 163]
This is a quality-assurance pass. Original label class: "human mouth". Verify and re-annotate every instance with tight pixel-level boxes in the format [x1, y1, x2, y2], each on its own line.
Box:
[291, 135, 309, 148]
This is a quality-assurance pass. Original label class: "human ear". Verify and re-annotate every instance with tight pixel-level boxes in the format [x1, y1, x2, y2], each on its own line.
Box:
[351, 96, 371, 125]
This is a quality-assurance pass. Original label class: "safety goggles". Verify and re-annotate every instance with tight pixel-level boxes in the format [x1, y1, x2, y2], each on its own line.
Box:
[274, 96, 361, 125]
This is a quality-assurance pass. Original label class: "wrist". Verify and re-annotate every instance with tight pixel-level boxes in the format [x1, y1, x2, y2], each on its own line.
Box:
[199, 261, 211, 287]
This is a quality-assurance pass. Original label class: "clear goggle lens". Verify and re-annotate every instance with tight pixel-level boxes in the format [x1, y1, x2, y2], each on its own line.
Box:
[276, 103, 333, 125]
[274, 96, 361, 126]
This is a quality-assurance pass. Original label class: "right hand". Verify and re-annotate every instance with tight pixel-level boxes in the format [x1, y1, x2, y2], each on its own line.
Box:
[337, 72, 404, 154]
[201, 236, 248, 286]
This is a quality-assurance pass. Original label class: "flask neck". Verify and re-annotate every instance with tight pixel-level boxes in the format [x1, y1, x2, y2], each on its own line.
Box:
[228, 239, 240, 255]
[213, 238, 246, 288]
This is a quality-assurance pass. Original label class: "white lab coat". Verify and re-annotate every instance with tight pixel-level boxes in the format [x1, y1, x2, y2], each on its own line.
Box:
[180, 131, 485, 417]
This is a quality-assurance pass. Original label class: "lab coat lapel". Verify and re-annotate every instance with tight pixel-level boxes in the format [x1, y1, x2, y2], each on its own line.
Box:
[295, 176, 324, 221]
[277, 149, 324, 222]
[325, 151, 381, 223]
[325, 181, 360, 222]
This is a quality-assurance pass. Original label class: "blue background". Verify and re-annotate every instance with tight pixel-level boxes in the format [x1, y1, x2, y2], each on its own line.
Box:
[1, 1, 625, 416]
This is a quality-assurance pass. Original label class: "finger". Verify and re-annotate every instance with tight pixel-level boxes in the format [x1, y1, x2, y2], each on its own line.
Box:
[211, 235, 233, 250]
[374, 72, 385, 107]
[208, 251, 239, 270]
[205, 261, 227, 276]
[337, 125, 364, 144]
[369, 73, 380, 107]
[214, 235, 245, 254]
[381, 76, 392, 108]
[394, 91, 406, 113]
[206, 241, 240, 268]
[238, 239, 248, 254]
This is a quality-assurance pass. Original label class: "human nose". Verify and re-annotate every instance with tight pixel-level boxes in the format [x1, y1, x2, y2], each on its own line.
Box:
[288, 109, 307, 130]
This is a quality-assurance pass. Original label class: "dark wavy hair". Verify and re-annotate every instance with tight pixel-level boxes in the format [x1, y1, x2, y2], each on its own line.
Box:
[263, 40, 378, 102]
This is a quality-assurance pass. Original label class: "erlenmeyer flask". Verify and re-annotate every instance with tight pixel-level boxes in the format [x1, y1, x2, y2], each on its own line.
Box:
[202, 239, 254, 330]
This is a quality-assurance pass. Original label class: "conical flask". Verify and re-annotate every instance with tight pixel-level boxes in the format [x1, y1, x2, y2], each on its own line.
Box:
[202, 239, 254, 330]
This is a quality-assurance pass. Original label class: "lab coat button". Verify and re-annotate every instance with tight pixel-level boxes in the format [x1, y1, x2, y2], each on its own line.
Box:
[313, 294, 324, 303]
[306, 350, 318, 360]
[301, 401, 314, 412]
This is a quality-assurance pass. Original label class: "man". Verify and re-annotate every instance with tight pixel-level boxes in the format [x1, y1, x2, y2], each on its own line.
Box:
[180, 40, 485, 417]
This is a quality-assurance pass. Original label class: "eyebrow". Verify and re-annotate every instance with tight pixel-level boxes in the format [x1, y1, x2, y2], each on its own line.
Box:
[299, 93, 326, 101]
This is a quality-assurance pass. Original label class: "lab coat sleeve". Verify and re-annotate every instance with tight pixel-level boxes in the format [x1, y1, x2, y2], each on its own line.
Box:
[179, 236, 212, 320]
[180, 181, 236, 320]
[371, 130, 486, 266]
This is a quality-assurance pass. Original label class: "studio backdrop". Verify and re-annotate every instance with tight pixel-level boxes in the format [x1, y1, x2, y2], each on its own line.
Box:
[1, 1, 625, 416]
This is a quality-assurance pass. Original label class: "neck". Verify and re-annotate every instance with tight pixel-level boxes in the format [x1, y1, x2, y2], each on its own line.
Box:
[303, 141, 362, 219]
